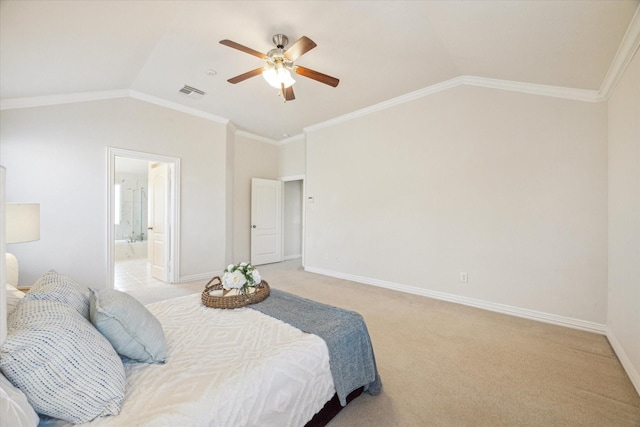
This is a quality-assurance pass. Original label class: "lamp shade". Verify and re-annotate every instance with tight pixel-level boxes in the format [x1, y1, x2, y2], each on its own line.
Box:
[262, 66, 296, 89]
[6, 203, 40, 243]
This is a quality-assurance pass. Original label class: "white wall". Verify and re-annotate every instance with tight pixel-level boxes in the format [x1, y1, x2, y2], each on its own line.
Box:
[232, 133, 278, 262]
[306, 84, 608, 325]
[0, 97, 229, 287]
[278, 136, 306, 177]
[607, 47, 640, 392]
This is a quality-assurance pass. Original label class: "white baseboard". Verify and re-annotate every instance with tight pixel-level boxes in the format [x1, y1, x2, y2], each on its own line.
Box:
[606, 330, 640, 396]
[179, 271, 220, 283]
[304, 266, 607, 335]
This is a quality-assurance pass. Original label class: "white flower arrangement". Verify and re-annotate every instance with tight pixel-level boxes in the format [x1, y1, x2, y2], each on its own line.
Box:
[221, 262, 262, 296]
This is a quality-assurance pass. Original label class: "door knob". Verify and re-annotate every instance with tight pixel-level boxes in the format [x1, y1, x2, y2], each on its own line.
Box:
[252, 225, 256, 228]
[147, 227, 153, 230]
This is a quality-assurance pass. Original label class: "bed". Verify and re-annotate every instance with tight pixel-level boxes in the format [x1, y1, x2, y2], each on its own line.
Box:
[0, 269, 381, 427]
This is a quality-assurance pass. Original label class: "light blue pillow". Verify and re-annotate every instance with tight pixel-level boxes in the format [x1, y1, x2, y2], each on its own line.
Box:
[0, 299, 125, 423]
[89, 288, 167, 364]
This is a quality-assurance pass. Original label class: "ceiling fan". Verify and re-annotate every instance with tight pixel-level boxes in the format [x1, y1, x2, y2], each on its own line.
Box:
[220, 34, 339, 102]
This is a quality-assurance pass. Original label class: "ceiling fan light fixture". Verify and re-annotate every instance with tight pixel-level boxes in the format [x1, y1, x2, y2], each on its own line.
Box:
[263, 65, 295, 89]
[221, 34, 339, 100]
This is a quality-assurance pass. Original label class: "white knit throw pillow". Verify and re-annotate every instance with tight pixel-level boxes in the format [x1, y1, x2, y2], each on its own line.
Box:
[0, 299, 125, 423]
[22, 269, 90, 319]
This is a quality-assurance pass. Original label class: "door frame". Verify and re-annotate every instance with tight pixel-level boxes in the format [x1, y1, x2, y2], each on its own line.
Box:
[107, 147, 181, 287]
[279, 174, 305, 267]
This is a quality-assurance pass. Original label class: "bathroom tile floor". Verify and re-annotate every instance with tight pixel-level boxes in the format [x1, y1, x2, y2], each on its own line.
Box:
[114, 258, 167, 291]
[115, 258, 208, 304]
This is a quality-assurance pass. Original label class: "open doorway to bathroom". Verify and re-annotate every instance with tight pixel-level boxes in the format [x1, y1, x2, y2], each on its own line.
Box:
[107, 148, 180, 290]
[114, 157, 151, 290]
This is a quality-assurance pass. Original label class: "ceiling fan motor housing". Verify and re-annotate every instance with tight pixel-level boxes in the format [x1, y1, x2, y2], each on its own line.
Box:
[272, 34, 288, 48]
[266, 35, 294, 70]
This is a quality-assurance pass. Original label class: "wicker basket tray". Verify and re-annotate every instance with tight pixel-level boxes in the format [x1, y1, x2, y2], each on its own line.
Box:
[201, 276, 270, 309]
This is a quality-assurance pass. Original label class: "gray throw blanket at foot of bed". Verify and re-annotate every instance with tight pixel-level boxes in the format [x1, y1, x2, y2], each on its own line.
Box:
[249, 289, 382, 406]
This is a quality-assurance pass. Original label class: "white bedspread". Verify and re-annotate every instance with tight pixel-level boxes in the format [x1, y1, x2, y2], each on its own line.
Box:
[41, 293, 335, 427]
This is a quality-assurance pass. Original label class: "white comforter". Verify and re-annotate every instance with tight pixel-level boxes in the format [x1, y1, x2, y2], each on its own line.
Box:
[42, 293, 335, 427]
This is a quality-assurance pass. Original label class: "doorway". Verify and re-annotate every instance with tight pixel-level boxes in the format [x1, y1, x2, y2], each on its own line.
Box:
[114, 157, 149, 289]
[283, 180, 303, 261]
[249, 175, 305, 267]
[107, 148, 180, 289]
[281, 175, 305, 266]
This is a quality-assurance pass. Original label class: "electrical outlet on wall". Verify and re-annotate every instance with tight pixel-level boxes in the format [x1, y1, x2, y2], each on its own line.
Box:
[459, 272, 468, 283]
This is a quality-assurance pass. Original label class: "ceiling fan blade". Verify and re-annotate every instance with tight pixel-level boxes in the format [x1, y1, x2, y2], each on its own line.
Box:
[284, 36, 317, 61]
[227, 67, 264, 84]
[219, 39, 268, 59]
[284, 85, 295, 101]
[295, 66, 340, 87]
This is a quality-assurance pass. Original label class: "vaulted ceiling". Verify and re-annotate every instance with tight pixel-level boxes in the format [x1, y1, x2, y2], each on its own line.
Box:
[1, 1, 638, 141]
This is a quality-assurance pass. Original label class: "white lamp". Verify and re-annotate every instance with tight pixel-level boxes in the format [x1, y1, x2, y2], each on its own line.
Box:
[6, 204, 40, 244]
[6, 203, 40, 287]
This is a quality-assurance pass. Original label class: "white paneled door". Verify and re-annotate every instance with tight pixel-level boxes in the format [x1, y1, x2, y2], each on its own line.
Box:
[251, 178, 283, 266]
[148, 162, 169, 281]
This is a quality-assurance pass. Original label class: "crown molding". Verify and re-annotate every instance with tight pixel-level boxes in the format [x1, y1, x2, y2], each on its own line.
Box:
[599, 5, 640, 101]
[305, 4, 639, 134]
[0, 88, 229, 125]
[462, 76, 600, 102]
[0, 90, 129, 110]
[3, 4, 638, 137]
[226, 120, 237, 135]
[305, 77, 463, 134]
[278, 133, 305, 146]
[235, 130, 279, 145]
[305, 76, 601, 134]
[128, 90, 228, 124]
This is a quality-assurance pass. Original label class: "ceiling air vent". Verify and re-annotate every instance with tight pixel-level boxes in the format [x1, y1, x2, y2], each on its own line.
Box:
[179, 85, 206, 99]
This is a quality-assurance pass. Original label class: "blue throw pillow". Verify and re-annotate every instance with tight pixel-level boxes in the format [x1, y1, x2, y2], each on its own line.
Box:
[89, 288, 167, 364]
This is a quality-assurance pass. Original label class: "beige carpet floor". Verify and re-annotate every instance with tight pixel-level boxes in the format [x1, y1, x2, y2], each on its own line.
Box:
[134, 260, 640, 427]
